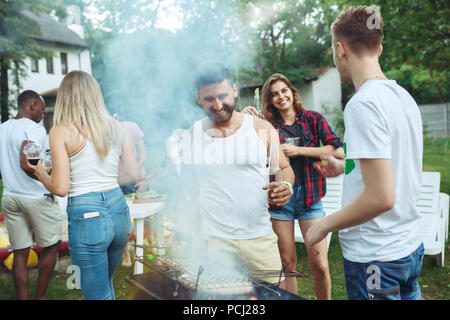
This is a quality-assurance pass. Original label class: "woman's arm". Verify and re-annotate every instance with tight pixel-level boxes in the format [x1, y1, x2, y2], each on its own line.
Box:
[32, 126, 70, 197]
[281, 144, 345, 159]
[281, 112, 344, 159]
[119, 128, 141, 183]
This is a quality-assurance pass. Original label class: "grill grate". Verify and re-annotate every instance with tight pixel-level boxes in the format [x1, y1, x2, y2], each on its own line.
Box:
[141, 255, 255, 295]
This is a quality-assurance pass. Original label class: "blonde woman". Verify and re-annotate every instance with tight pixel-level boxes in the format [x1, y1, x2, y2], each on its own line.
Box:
[28, 71, 140, 300]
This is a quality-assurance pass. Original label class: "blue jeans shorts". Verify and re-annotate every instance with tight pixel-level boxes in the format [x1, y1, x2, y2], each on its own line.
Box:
[269, 185, 325, 221]
[67, 187, 132, 300]
[343, 243, 425, 300]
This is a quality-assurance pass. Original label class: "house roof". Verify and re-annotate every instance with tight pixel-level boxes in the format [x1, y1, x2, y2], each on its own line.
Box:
[23, 10, 88, 49]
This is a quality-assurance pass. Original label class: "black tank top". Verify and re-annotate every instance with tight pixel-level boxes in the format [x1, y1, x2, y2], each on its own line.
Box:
[279, 123, 305, 187]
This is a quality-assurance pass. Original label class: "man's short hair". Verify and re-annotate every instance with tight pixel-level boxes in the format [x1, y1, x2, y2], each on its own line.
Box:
[18, 90, 42, 109]
[331, 6, 384, 55]
[194, 60, 233, 92]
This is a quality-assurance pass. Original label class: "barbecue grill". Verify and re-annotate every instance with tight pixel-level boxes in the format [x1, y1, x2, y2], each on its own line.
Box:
[125, 248, 309, 300]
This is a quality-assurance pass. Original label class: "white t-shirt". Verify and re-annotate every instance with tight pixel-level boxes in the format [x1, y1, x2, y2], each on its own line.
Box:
[339, 80, 423, 263]
[169, 114, 273, 240]
[0, 118, 49, 199]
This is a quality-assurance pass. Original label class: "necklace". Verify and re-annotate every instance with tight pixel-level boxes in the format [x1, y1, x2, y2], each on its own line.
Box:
[359, 75, 388, 88]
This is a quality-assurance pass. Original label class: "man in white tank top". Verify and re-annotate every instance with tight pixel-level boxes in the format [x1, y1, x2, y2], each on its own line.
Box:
[169, 61, 295, 286]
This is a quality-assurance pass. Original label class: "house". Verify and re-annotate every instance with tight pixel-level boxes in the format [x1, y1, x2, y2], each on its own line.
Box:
[11, 10, 92, 132]
[298, 67, 342, 112]
[238, 67, 342, 113]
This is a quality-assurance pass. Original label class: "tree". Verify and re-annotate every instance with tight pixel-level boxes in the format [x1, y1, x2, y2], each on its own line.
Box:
[233, 0, 342, 88]
[336, 0, 450, 103]
[0, 0, 54, 122]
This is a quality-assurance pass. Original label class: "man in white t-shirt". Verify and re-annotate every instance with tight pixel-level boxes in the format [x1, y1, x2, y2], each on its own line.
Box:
[167, 60, 295, 287]
[0, 90, 62, 300]
[304, 7, 424, 300]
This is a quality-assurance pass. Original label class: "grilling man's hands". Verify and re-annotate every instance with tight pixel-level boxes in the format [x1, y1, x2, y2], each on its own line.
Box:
[263, 182, 292, 207]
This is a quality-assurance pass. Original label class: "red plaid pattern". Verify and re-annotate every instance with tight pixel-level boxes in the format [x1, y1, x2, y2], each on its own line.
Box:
[273, 110, 343, 208]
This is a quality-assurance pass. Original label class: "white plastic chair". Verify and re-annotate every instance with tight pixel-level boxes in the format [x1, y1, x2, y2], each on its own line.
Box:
[418, 172, 446, 267]
[294, 175, 344, 251]
[439, 193, 449, 243]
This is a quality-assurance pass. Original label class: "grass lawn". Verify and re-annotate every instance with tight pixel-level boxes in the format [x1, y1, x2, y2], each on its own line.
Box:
[0, 138, 449, 300]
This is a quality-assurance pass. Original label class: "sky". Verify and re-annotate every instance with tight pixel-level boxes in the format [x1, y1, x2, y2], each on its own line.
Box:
[83, 0, 185, 33]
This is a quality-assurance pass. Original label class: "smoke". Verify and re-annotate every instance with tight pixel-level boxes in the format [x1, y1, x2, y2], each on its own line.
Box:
[97, 1, 260, 280]
[101, 0, 256, 169]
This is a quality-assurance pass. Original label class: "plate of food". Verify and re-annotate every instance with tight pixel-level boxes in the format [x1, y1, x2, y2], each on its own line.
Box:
[133, 189, 166, 203]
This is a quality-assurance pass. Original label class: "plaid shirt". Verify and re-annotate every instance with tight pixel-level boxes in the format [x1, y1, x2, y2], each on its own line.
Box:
[273, 110, 343, 208]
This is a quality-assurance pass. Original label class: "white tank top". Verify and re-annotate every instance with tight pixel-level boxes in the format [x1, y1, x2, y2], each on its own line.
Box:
[192, 114, 273, 239]
[68, 137, 122, 197]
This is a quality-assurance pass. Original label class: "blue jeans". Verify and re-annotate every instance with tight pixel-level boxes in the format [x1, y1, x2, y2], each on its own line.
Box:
[269, 185, 325, 221]
[67, 187, 132, 300]
[343, 243, 425, 300]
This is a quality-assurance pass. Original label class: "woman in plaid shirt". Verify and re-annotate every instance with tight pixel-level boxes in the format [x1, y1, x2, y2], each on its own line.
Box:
[244, 73, 344, 299]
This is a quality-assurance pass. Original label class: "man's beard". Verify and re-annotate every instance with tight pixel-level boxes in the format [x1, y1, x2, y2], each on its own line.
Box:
[206, 103, 235, 125]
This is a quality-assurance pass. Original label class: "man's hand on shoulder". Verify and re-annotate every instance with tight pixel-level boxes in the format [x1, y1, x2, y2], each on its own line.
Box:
[242, 106, 264, 119]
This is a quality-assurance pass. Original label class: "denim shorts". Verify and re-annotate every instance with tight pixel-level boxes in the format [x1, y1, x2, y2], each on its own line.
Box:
[67, 187, 132, 300]
[343, 243, 425, 300]
[269, 185, 325, 221]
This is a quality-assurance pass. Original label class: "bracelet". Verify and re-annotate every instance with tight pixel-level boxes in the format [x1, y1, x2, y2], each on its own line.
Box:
[282, 181, 294, 195]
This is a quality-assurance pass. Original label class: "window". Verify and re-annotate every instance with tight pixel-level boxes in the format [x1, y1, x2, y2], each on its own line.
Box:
[60, 52, 68, 74]
[46, 57, 54, 74]
[30, 58, 39, 73]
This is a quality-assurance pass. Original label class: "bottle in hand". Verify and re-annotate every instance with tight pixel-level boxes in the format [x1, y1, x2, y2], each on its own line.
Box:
[268, 144, 283, 211]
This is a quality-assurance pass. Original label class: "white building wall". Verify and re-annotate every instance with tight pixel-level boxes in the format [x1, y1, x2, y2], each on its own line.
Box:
[298, 67, 342, 113]
[10, 43, 91, 96]
[298, 82, 315, 111]
[311, 67, 342, 112]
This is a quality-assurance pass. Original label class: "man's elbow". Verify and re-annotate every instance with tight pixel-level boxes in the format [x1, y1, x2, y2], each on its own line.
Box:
[53, 190, 68, 197]
[53, 183, 69, 197]
[376, 192, 395, 213]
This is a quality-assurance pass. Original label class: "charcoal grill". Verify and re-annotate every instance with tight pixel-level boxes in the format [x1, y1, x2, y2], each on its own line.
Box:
[125, 253, 308, 300]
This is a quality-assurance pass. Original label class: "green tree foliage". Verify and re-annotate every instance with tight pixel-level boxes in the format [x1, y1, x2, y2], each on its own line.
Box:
[0, 0, 53, 122]
[234, 0, 342, 88]
[336, 0, 449, 103]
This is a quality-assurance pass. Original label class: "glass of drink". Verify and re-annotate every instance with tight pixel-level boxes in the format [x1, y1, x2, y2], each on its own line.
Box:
[41, 149, 52, 173]
[23, 142, 41, 165]
[283, 137, 301, 163]
[284, 137, 301, 146]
